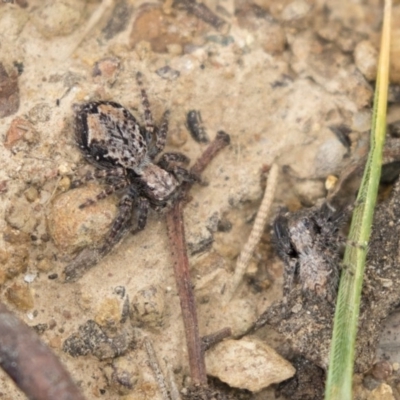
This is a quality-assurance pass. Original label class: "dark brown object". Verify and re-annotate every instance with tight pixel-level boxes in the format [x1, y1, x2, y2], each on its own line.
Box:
[0, 302, 85, 400]
[15, 0, 29, 8]
[166, 131, 230, 386]
[276, 356, 325, 400]
[189, 131, 230, 177]
[0, 63, 19, 118]
[167, 201, 206, 385]
[202, 328, 232, 352]
[186, 110, 209, 144]
[176, 0, 227, 30]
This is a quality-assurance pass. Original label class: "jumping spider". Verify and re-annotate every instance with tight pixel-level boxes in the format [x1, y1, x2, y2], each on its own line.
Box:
[273, 201, 350, 310]
[67, 72, 196, 275]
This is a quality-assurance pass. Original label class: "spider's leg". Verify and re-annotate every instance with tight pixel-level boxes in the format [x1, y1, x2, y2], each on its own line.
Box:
[158, 152, 190, 167]
[158, 152, 198, 183]
[148, 110, 170, 158]
[136, 72, 155, 140]
[79, 179, 128, 209]
[132, 196, 150, 234]
[99, 187, 137, 256]
[71, 167, 125, 188]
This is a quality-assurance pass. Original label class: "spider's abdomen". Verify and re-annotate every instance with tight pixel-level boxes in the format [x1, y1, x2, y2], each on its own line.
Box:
[74, 101, 148, 170]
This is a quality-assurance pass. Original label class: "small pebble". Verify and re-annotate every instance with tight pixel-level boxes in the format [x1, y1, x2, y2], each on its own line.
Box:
[167, 127, 187, 147]
[95, 298, 124, 329]
[354, 41, 378, 81]
[6, 198, 37, 233]
[104, 357, 139, 395]
[156, 65, 181, 80]
[28, 103, 52, 124]
[37, 258, 52, 272]
[370, 361, 392, 381]
[281, 0, 312, 29]
[0, 6, 29, 39]
[130, 5, 206, 53]
[4, 248, 29, 279]
[325, 175, 338, 191]
[48, 186, 117, 253]
[24, 187, 39, 202]
[206, 337, 295, 392]
[58, 176, 71, 192]
[4, 117, 37, 149]
[31, 1, 85, 38]
[5, 283, 34, 311]
[92, 57, 121, 85]
[24, 273, 37, 283]
[367, 383, 395, 400]
[131, 285, 165, 328]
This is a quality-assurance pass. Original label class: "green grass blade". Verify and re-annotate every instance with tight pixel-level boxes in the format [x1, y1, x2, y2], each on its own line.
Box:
[324, 1, 392, 399]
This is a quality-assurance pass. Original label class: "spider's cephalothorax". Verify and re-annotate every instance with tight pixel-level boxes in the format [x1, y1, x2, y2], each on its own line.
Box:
[72, 72, 195, 255]
[273, 202, 349, 309]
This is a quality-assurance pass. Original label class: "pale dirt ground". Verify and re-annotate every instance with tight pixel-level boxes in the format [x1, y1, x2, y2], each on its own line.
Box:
[0, 0, 396, 399]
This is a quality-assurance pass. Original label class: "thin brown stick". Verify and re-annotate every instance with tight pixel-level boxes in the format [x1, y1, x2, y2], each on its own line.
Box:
[166, 202, 206, 385]
[166, 131, 230, 386]
[201, 327, 232, 352]
[0, 302, 85, 400]
[190, 131, 230, 177]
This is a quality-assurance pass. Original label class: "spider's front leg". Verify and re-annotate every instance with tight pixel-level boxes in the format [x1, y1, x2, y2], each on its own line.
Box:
[158, 152, 199, 184]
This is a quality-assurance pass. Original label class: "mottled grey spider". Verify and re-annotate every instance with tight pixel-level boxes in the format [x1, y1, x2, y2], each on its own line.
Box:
[71, 72, 196, 258]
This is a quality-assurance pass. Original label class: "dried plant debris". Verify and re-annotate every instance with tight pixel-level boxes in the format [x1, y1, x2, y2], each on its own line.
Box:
[102, 0, 133, 40]
[175, 0, 227, 30]
[274, 200, 349, 310]
[0, 302, 85, 400]
[276, 356, 325, 400]
[182, 379, 252, 400]
[388, 120, 400, 138]
[63, 318, 135, 360]
[255, 176, 400, 373]
[0, 62, 19, 118]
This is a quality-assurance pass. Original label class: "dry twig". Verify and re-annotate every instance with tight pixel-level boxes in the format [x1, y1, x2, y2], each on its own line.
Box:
[166, 131, 230, 386]
[0, 302, 85, 400]
[144, 337, 170, 400]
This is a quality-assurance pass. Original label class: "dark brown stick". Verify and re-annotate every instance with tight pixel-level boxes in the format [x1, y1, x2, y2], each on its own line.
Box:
[166, 131, 230, 386]
[167, 202, 206, 385]
[0, 302, 85, 400]
[176, 0, 227, 30]
[202, 327, 232, 352]
[190, 131, 230, 177]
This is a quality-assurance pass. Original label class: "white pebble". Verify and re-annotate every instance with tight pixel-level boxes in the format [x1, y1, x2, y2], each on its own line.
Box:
[206, 337, 295, 392]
